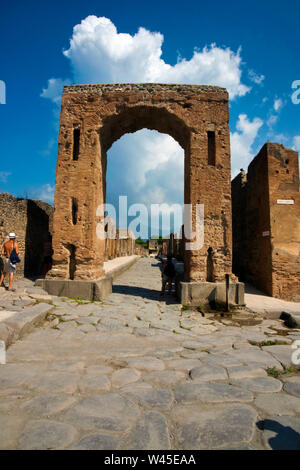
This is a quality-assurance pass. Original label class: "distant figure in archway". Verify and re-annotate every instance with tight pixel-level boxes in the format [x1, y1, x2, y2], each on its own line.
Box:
[161, 255, 176, 296]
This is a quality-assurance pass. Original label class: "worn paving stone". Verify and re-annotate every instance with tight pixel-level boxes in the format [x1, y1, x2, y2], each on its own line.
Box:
[134, 328, 156, 337]
[111, 368, 141, 388]
[263, 345, 298, 369]
[0, 416, 26, 450]
[48, 360, 86, 372]
[125, 356, 165, 371]
[79, 374, 111, 393]
[151, 320, 179, 331]
[78, 324, 96, 333]
[58, 394, 140, 432]
[181, 340, 209, 350]
[144, 370, 186, 387]
[56, 321, 78, 331]
[174, 382, 253, 403]
[76, 317, 100, 325]
[123, 411, 170, 450]
[17, 419, 77, 450]
[123, 388, 173, 410]
[171, 403, 258, 450]
[202, 354, 243, 368]
[71, 433, 120, 450]
[227, 365, 267, 380]
[86, 365, 114, 374]
[190, 364, 227, 382]
[254, 392, 300, 416]
[226, 349, 283, 369]
[166, 358, 202, 371]
[283, 379, 300, 398]
[231, 376, 282, 393]
[127, 320, 150, 329]
[0, 364, 42, 388]
[21, 395, 77, 416]
[260, 416, 300, 450]
[29, 371, 79, 394]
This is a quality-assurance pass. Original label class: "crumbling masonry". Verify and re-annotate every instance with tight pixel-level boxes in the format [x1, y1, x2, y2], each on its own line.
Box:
[48, 83, 241, 305]
[232, 143, 300, 301]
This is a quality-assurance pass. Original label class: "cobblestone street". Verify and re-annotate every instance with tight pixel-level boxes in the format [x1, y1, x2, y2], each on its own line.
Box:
[0, 257, 300, 450]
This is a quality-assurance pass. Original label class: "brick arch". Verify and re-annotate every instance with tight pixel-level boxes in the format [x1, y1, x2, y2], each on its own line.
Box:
[49, 83, 235, 291]
[100, 105, 191, 152]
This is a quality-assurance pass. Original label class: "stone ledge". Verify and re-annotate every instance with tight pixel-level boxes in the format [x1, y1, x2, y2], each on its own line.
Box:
[0, 303, 53, 347]
[36, 255, 140, 302]
[179, 281, 245, 308]
[35, 278, 112, 302]
[63, 83, 228, 97]
[105, 255, 139, 280]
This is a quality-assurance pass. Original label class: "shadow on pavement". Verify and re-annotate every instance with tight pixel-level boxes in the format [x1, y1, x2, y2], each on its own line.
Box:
[257, 419, 300, 450]
[112, 284, 179, 305]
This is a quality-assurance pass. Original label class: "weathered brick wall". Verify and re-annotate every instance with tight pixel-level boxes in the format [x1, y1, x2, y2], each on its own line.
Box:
[232, 143, 300, 301]
[267, 143, 300, 300]
[0, 193, 53, 278]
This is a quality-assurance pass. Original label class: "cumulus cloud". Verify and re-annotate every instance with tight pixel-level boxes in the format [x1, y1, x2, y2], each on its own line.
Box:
[41, 78, 71, 106]
[230, 114, 263, 176]
[42, 15, 249, 101]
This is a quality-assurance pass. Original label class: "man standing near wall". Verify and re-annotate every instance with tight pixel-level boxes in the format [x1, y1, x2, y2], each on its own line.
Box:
[0, 232, 19, 291]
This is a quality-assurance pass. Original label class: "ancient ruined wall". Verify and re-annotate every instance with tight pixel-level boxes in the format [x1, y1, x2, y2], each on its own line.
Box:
[0, 193, 53, 278]
[232, 143, 300, 300]
[104, 225, 135, 260]
[267, 143, 300, 300]
[50, 83, 233, 283]
[231, 171, 247, 278]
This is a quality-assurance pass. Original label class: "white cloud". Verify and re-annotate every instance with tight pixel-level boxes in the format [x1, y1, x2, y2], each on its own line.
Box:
[293, 135, 300, 151]
[230, 114, 263, 176]
[274, 98, 283, 112]
[107, 130, 183, 204]
[41, 78, 71, 106]
[30, 184, 55, 204]
[42, 15, 250, 101]
[0, 171, 11, 183]
[248, 69, 265, 85]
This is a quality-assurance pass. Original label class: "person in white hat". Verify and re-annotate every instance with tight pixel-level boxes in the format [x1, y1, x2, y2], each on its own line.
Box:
[0, 233, 19, 291]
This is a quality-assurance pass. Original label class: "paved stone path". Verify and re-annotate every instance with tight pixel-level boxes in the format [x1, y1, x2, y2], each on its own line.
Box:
[0, 257, 300, 450]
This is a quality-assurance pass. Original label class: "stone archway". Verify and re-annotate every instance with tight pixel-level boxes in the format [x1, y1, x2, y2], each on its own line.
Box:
[46, 83, 243, 306]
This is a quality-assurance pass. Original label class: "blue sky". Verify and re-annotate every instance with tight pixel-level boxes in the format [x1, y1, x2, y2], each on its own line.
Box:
[0, 0, 299, 233]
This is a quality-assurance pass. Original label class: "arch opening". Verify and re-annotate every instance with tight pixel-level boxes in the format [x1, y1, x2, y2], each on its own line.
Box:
[100, 105, 191, 153]
[106, 129, 185, 242]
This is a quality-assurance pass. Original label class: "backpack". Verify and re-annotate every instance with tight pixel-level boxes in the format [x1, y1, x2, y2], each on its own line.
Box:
[164, 262, 175, 278]
[9, 241, 21, 264]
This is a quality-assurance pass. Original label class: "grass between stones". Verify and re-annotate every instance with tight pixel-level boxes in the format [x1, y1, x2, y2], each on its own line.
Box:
[249, 340, 288, 348]
[266, 366, 300, 378]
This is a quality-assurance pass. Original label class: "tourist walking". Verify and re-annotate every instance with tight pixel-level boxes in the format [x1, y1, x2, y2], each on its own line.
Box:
[0, 233, 20, 291]
[161, 255, 176, 296]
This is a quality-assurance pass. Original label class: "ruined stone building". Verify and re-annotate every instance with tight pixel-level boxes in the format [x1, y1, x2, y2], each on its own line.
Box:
[232, 143, 300, 301]
[0, 193, 53, 278]
[47, 83, 243, 306]
[4, 82, 297, 305]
